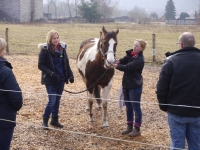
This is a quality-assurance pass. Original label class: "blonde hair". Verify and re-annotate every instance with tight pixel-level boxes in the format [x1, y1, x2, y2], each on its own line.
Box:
[46, 30, 60, 44]
[136, 39, 147, 51]
[0, 38, 7, 52]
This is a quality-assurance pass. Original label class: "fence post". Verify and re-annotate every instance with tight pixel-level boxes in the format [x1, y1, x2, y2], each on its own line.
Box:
[152, 33, 156, 62]
[5, 28, 9, 54]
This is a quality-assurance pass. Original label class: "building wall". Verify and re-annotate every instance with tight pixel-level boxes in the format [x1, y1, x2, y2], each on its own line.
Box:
[20, 0, 43, 22]
[20, 0, 31, 22]
[34, 0, 43, 21]
[0, 0, 43, 22]
[0, 0, 20, 22]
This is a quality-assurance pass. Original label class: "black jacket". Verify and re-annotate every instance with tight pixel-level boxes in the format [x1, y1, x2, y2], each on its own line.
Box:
[156, 47, 200, 117]
[38, 43, 73, 85]
[116, 49, 144, 89]
[0, 57, 23, 130]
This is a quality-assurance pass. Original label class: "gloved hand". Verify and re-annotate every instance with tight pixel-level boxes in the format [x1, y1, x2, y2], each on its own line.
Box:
[69, 77, 74, 83]
[52, 73, 60, 82]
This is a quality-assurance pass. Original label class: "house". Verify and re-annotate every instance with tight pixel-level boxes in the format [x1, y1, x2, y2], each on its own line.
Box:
[0, 0, 43, 23]
[159, 13, 197, 25]
[165, 18, 196, 25]
[158, 14, 165, 22]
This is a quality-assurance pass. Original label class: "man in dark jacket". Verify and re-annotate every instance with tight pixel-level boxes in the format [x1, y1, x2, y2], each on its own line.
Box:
[0, 38, 23, 150]
[156, 32, 200, 149]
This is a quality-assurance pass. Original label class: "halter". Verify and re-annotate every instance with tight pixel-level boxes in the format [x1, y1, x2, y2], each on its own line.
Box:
[98, 38, 117, 68]
[99, 38, 116, 58]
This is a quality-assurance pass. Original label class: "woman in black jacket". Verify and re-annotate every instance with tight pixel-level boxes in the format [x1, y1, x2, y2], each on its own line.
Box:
[38, 30, 74, 130]
[0, 38, 23, 149]
[114, 39, 146, 137]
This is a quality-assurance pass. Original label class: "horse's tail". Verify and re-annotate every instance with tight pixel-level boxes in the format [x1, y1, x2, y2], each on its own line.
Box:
[94, 85, 101, 105]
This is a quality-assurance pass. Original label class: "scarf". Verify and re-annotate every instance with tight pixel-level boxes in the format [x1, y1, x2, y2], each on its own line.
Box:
[48, 43, 63, 58]
[131, 51, 138, 58]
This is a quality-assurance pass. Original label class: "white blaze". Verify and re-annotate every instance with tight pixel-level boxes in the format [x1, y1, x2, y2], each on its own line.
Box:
[106, 38, 116, 64]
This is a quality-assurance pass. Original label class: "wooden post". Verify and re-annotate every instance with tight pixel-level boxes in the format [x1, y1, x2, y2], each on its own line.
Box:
[5, 28, 9, 54]
[152, 33, 156, 62]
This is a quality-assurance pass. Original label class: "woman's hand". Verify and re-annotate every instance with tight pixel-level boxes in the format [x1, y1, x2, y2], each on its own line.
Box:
[113, 60, 120, 68]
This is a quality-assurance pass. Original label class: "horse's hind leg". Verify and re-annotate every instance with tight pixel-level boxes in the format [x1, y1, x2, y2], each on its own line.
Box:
[101, 81, 112, 127]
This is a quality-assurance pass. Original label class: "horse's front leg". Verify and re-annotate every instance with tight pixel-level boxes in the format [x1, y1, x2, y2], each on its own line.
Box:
[87, 92, 94, 122]
[102, 81, 112, 127]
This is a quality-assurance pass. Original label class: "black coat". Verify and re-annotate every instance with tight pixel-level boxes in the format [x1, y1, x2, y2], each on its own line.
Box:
[116, 49, 144, 89]
[38, 43, 74, 85]
[156, 47, 200, 117]
[0, 57, 23, 130]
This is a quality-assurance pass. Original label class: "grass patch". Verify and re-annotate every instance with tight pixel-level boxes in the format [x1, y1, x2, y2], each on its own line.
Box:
[0, 22, 200, 62]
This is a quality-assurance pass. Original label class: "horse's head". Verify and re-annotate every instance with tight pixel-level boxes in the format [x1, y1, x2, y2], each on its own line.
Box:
[99, 26, 119, 69]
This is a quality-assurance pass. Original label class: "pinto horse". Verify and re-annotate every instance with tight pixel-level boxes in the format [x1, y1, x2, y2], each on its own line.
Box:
[77, 26, 119, 127]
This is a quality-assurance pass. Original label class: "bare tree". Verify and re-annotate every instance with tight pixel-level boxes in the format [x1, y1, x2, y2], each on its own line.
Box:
[94, 0, 118, 19]
[128, 6, 149, 24]
[73, 0, 80, 17]
[66, 0, 72, 18]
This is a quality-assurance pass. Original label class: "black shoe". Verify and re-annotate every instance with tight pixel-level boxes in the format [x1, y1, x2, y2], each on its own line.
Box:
[42, 117, 49, 130]
[50, 116, 63, 128]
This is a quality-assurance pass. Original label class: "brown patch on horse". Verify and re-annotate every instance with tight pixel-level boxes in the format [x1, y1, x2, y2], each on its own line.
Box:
[85, 58, 114, 93]
[78, 38, 95, 60]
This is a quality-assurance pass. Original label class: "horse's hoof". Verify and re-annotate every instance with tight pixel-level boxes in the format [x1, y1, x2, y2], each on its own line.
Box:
[89, 118, 94, 122]
[96, 106, 102, 110]
[103, 122, 109, 127]
[85, 107, 90, 112]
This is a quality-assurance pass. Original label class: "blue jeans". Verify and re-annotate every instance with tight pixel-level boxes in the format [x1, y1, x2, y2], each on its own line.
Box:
[168, 112, 200, 150]
[0, 128, 14, 150]
[43, 81, 65, 118]
[124, 88, 142, 127]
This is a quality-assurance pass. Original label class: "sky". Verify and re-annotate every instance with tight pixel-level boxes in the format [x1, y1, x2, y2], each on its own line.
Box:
[43, 0, 200, 17]
[118, 0, 199, 15]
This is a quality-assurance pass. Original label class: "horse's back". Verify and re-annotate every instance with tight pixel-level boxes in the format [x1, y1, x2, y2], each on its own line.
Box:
[77, 38, 100, 77]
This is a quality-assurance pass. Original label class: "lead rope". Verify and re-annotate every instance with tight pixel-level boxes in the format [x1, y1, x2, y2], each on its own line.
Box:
[63, 69, 108, 94]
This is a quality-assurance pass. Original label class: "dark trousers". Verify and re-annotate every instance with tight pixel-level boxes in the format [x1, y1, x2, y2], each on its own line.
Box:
[0, 128, 14, 150]
[43, 81, 65, 118]
[124, 88, 142, 127]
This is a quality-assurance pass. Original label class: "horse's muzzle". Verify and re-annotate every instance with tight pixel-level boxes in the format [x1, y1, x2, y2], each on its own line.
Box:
[104, 60, 115, 69]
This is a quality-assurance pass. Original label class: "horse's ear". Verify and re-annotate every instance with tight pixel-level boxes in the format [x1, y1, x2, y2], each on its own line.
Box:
[115, 28, 119, 35]
[100, 31, 102, 38]
[102, 26, 107, 36]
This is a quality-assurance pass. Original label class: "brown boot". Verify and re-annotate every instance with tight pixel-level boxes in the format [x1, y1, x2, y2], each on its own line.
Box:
[121, 124, 133, 135]
[128, 127, 141, 137]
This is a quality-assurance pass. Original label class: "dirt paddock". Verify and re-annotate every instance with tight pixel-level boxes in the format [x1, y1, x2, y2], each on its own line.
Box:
[7, 55, 171, 150]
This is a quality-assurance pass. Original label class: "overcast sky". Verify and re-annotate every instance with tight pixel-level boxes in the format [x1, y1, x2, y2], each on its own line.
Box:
[119, 0, 199, 14]
[43, 0, 200, 16]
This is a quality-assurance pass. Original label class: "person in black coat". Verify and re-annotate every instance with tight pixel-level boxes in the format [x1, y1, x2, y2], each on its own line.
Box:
[0, 38, 23, 150]
[156, 32, 200, 149]
[38, 30, 74, 130]
[114, 39, 147, 137]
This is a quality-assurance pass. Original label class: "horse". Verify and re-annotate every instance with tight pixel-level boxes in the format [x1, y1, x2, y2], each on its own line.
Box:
[77, 26, 119, 127]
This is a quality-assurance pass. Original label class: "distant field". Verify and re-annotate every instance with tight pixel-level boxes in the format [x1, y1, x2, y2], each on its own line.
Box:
[1, 23, 199, 149]
[0, 22, 200, 62]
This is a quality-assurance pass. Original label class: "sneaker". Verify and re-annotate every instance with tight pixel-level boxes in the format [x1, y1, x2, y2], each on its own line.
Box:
[128, 128, 141, 137]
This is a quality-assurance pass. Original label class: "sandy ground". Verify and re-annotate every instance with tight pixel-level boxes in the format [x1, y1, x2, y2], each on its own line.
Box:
[5, 55, 171, 150]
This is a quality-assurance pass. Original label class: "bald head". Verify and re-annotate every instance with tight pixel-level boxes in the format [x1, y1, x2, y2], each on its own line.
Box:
[179, 32, 195, 47]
